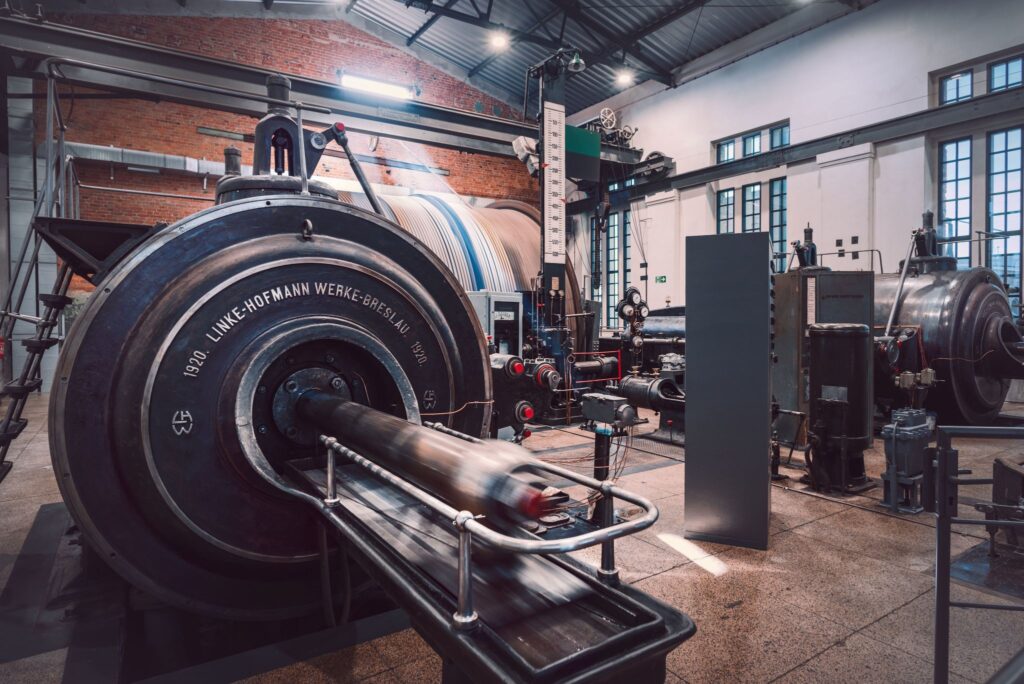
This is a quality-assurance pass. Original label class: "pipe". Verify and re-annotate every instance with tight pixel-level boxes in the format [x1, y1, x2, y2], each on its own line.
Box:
[76, 183, 215, 202]
[574, 355, 618, 378]
[297, 390, 547, 525]
[884, 230, 919, 337]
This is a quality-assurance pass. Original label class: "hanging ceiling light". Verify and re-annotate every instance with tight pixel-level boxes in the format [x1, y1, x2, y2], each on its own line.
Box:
[567, 50, 586, 73]
[490, 31, 510, 51]
[615, 69, 635, 87]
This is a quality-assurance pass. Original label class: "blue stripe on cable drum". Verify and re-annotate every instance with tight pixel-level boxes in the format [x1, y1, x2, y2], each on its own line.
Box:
[336, 192, 585, 351]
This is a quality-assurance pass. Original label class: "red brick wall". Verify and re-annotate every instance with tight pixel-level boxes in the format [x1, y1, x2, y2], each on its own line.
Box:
[46, 14, 538, 216]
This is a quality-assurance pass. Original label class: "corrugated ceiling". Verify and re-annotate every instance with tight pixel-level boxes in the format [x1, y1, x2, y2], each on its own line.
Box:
[349, 0, 821, 112]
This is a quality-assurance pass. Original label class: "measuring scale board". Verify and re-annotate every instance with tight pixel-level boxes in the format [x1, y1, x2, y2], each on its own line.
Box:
[541, 100, 566, 291]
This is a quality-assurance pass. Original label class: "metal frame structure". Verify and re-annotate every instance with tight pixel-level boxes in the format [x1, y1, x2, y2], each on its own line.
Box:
[568, 86, 1024, 214]
[0, 14, 532, 157]
[0, 76, 80, 481]
[0, 13, 641, 165]
[932, 425, 1024, 684]
[319, 421, 658, 631]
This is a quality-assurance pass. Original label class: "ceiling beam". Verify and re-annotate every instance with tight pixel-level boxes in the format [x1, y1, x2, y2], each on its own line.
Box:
[546, 0, 674, 84]
[406, 0, 458, 46]
[467, 4, 564, 78]
[398, 0, 563, 50]
[573, 0, 708, 83]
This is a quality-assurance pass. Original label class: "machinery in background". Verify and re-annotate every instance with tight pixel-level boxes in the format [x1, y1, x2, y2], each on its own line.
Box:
[875, 212, 1024, 425]
[985, 457, 1024, 556]
[572, 287, 686, 443]
[579, 107, 638, 148]
[772, 228, 874, 455]
[880, 408, 932, 513]
[489, 353, 561, 440]
[805, 323, 875, 494]
[468, 291, 523, 356]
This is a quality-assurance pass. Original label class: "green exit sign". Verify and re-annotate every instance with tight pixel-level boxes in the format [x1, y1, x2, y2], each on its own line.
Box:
[655, 275, 667, 284]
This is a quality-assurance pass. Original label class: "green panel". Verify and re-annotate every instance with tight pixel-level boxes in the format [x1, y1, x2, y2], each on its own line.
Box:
[565, 125, 600, 157]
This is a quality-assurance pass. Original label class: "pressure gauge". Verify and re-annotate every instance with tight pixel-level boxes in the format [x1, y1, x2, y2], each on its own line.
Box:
[638, 304, 650, 319]
[621, 303, 635, 319]
[629, 289, 642, 306]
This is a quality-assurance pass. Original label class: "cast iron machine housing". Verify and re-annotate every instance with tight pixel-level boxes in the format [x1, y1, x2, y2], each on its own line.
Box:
[805, 323, 875, 494]
[46, 75, 694, 681]
[875, 213, 1024, 425]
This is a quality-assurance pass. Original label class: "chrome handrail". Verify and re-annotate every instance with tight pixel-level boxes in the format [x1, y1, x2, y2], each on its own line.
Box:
[318, 429, 659, 630]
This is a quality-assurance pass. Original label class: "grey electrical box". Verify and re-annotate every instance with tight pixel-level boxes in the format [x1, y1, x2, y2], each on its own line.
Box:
[467, 291, 524, 356]
[685, 232, 773, 550]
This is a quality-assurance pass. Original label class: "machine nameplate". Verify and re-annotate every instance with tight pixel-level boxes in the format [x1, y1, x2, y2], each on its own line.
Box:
[822, 384, 849, 401]
[183, 279, 423, 378]
[493, 311, 515, 321]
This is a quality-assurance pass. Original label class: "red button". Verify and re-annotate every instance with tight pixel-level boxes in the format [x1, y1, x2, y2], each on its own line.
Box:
[334, 122, 346, 132]
[521, 404, 535, 420]
[511, 361, 525, 375]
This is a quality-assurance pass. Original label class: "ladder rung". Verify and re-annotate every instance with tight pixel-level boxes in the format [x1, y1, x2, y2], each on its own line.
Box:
[21, 337, 60, 353]
[2, 378, 43, 399]
[0, 419, 28, 445]
[39, 294, 73, 310]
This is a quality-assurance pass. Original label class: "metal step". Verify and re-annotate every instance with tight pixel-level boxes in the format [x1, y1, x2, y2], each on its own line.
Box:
[0, 418, 28, 446]
[21, 337, 61, 354]
[2, 378, 42, 399]
[39, 293, 73, 310]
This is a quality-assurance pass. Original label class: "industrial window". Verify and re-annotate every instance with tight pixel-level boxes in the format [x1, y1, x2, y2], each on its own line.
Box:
[940, 71, 972, 104]
[590, 216, 602, 305]
[770, 178, 788, 273]
[717, 140, 735, 164]
[990, 57, 1023, 93]
[606, 213, 621, 326]
[743, 133, 761, 157]
[987, 127, 1022, 315]
[938, 137, 972, 269]
[742, 183, 761, 233]
[770, 124, 790, 149]
[717, 189, 735, 234]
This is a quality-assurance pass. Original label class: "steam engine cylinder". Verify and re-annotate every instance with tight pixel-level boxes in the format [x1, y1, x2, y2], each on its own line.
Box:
[875, 262, 1024, 424]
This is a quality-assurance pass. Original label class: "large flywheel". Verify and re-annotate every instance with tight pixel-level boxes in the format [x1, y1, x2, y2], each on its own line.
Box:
[50, 195, 491, 619]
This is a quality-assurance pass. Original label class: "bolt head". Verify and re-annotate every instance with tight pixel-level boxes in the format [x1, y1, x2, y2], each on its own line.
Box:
[257, 425, 268, 434]
[330, 377, 345, 391]
[285, 380, 299, 392]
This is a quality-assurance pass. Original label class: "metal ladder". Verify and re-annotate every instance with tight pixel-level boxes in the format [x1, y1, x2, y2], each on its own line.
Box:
[0, 78, 78, 482]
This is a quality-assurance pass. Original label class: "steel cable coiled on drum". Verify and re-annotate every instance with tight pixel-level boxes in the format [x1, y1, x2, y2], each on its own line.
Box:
[337, 192, 586, 350]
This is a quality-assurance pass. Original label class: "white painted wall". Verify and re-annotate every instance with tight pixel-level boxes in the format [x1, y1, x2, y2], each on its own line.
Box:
[570, 0, 1024, 308]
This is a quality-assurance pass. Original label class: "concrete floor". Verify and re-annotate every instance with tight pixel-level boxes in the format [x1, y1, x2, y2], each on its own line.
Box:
[1, 395, 1023, 683]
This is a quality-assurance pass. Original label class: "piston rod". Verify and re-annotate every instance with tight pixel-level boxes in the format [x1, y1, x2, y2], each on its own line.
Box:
[296, 390, 547, 525]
